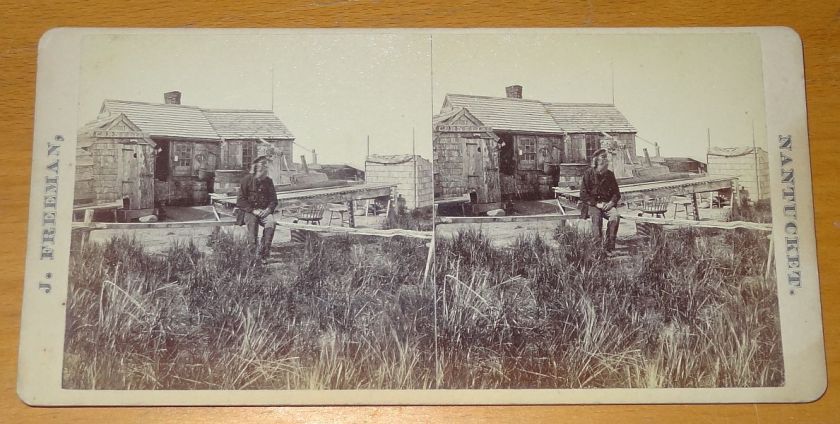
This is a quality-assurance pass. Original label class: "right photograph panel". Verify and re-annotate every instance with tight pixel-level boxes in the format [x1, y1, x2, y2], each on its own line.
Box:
[431, 32, 783, 389]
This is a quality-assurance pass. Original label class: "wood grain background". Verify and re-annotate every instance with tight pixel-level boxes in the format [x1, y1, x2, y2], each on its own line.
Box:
[1, 1, 837, 422]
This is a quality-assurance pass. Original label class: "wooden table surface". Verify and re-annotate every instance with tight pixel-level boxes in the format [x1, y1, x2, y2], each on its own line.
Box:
[1, 1, 837, 422]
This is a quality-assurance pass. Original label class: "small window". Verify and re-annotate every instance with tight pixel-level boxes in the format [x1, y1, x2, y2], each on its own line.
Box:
[242, 140, 256, 171]
[518, 136, 537, 170]
[585, 134, 602, 161]
[173, 143, 193, 167]
[566, 134, 587, 164]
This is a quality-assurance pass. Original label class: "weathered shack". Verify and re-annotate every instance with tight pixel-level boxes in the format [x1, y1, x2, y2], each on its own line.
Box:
[707, 146, 769, 201]
[76, 113, 156, 217]
[433, 107, 501, 212]
[77, 91, 296, 214]
[436, 85, 638, 201]
[365, 154, 433, 210]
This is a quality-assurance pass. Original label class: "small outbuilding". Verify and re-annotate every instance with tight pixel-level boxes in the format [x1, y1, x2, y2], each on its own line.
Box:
[76, 113, 156, 217]
[433, 107, 502, 212]
[707, 146, 769, 201]
[365, 154, 433, 210]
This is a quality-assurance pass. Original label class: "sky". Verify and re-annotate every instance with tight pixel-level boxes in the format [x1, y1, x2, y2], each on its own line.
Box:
[432, 32, 767, 162]
[78, 31, 766, 167]
[78, 32, 433, 168]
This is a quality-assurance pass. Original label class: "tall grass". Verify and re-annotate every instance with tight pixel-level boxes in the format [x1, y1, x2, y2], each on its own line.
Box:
[383, 205, 434, 231]
[433, 225, 783, 388]
[63, 231, 435, 390]
[64, 221, 782, 390]
[728, 199, 773, 223]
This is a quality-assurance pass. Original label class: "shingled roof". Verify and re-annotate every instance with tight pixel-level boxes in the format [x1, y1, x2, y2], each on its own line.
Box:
[203, 109, 294, 139]
[443, 94, 636, 134]
[99, 100, 294, 140]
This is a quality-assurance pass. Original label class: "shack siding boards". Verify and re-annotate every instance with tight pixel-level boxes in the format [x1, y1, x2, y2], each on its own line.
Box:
[365, 156, 434, 210]
[117, 145, 154, 209]
[75, 134, 155, 208]
[707, 148, 770, 201]
[433, 108, 501, 206]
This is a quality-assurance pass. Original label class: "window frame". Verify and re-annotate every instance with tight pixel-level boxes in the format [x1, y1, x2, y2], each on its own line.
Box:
[172, 142, 194, 176]
[517, 136, 537, 170]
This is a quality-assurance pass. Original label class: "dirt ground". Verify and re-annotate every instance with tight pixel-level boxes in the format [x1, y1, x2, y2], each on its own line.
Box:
[86, 206, 388, 254]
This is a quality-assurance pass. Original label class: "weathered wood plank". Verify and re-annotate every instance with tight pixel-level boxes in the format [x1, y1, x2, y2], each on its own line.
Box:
[71, 218, 433, 240]
[554, 175, 738, 204]
[275, 221, 432, 240]
[213, 183, 397, 206]
[72, 220, 237, 230]
[72, 200, 124, 211]
[620, 214, 772, 232]
[436, 213, 581, 224]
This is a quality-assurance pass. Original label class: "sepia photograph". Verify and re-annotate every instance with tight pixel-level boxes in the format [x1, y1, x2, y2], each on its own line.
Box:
[15, 28, 824, 405]
[432, 32, 782, 388]
[62, 33, 437, 390]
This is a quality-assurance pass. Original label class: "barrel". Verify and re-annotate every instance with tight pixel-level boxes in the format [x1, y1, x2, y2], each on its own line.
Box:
[191, 181, 208, 205]
[537, 175, 552, 199]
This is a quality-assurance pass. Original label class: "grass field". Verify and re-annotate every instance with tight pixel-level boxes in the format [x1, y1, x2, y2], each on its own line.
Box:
[434, 224, 783, 388]
[63, 231, 436, 390]
[63, 203, 781, 390]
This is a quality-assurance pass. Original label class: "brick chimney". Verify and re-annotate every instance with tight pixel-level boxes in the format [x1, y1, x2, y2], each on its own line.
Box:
[164, 91, 182, 105]
[505, 85, 522, 99]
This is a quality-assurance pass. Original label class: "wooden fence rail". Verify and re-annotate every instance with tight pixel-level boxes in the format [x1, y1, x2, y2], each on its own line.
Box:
[620, 214, 772, 232]
[72, 219, 433, 240]
[436, 213, 581, 225]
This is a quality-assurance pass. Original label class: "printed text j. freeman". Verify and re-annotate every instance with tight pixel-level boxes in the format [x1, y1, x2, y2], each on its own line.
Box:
[41, 139, 60, 260]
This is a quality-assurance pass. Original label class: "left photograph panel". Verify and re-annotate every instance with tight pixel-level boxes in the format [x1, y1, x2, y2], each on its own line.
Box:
[64, 33, 435, 390]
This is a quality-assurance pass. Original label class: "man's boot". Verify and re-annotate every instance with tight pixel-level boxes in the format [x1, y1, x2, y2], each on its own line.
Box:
[260, 226, 275, 259]
[605, 218, 620, 251]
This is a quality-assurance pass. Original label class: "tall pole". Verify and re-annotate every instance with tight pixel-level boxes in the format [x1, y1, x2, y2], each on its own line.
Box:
[270, 66, 274, 112]
[752, 119, 760, 199]
[413, 128, 418, 209]
[706, 127, 711, 174]
[610, 61, 615, 105]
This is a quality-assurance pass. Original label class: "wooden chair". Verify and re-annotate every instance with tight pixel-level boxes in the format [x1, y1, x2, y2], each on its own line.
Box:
[291, 203, 325, 225]
[639, 197, 669, 218]
[327, 203, 349, 227]
[671, 196, 694, 219]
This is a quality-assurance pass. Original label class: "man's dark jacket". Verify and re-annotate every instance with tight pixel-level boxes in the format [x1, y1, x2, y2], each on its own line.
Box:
[579, 167, 621, 219]
[235, 174, 278, 225]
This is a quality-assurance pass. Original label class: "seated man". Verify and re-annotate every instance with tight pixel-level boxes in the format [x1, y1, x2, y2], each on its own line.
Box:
[236, 156, 278, 258]
[579, 148, 621, 252]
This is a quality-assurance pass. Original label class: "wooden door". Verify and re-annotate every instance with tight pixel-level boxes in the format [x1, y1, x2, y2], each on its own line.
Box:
[465, 141, 487, 202]
[119, 144, 155, 209]
[483, 138, 501, 203]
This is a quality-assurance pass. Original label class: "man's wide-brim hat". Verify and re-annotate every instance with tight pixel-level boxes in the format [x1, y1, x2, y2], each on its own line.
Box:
[252, 155, 269, 164]
[592, 148, 608, 157]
